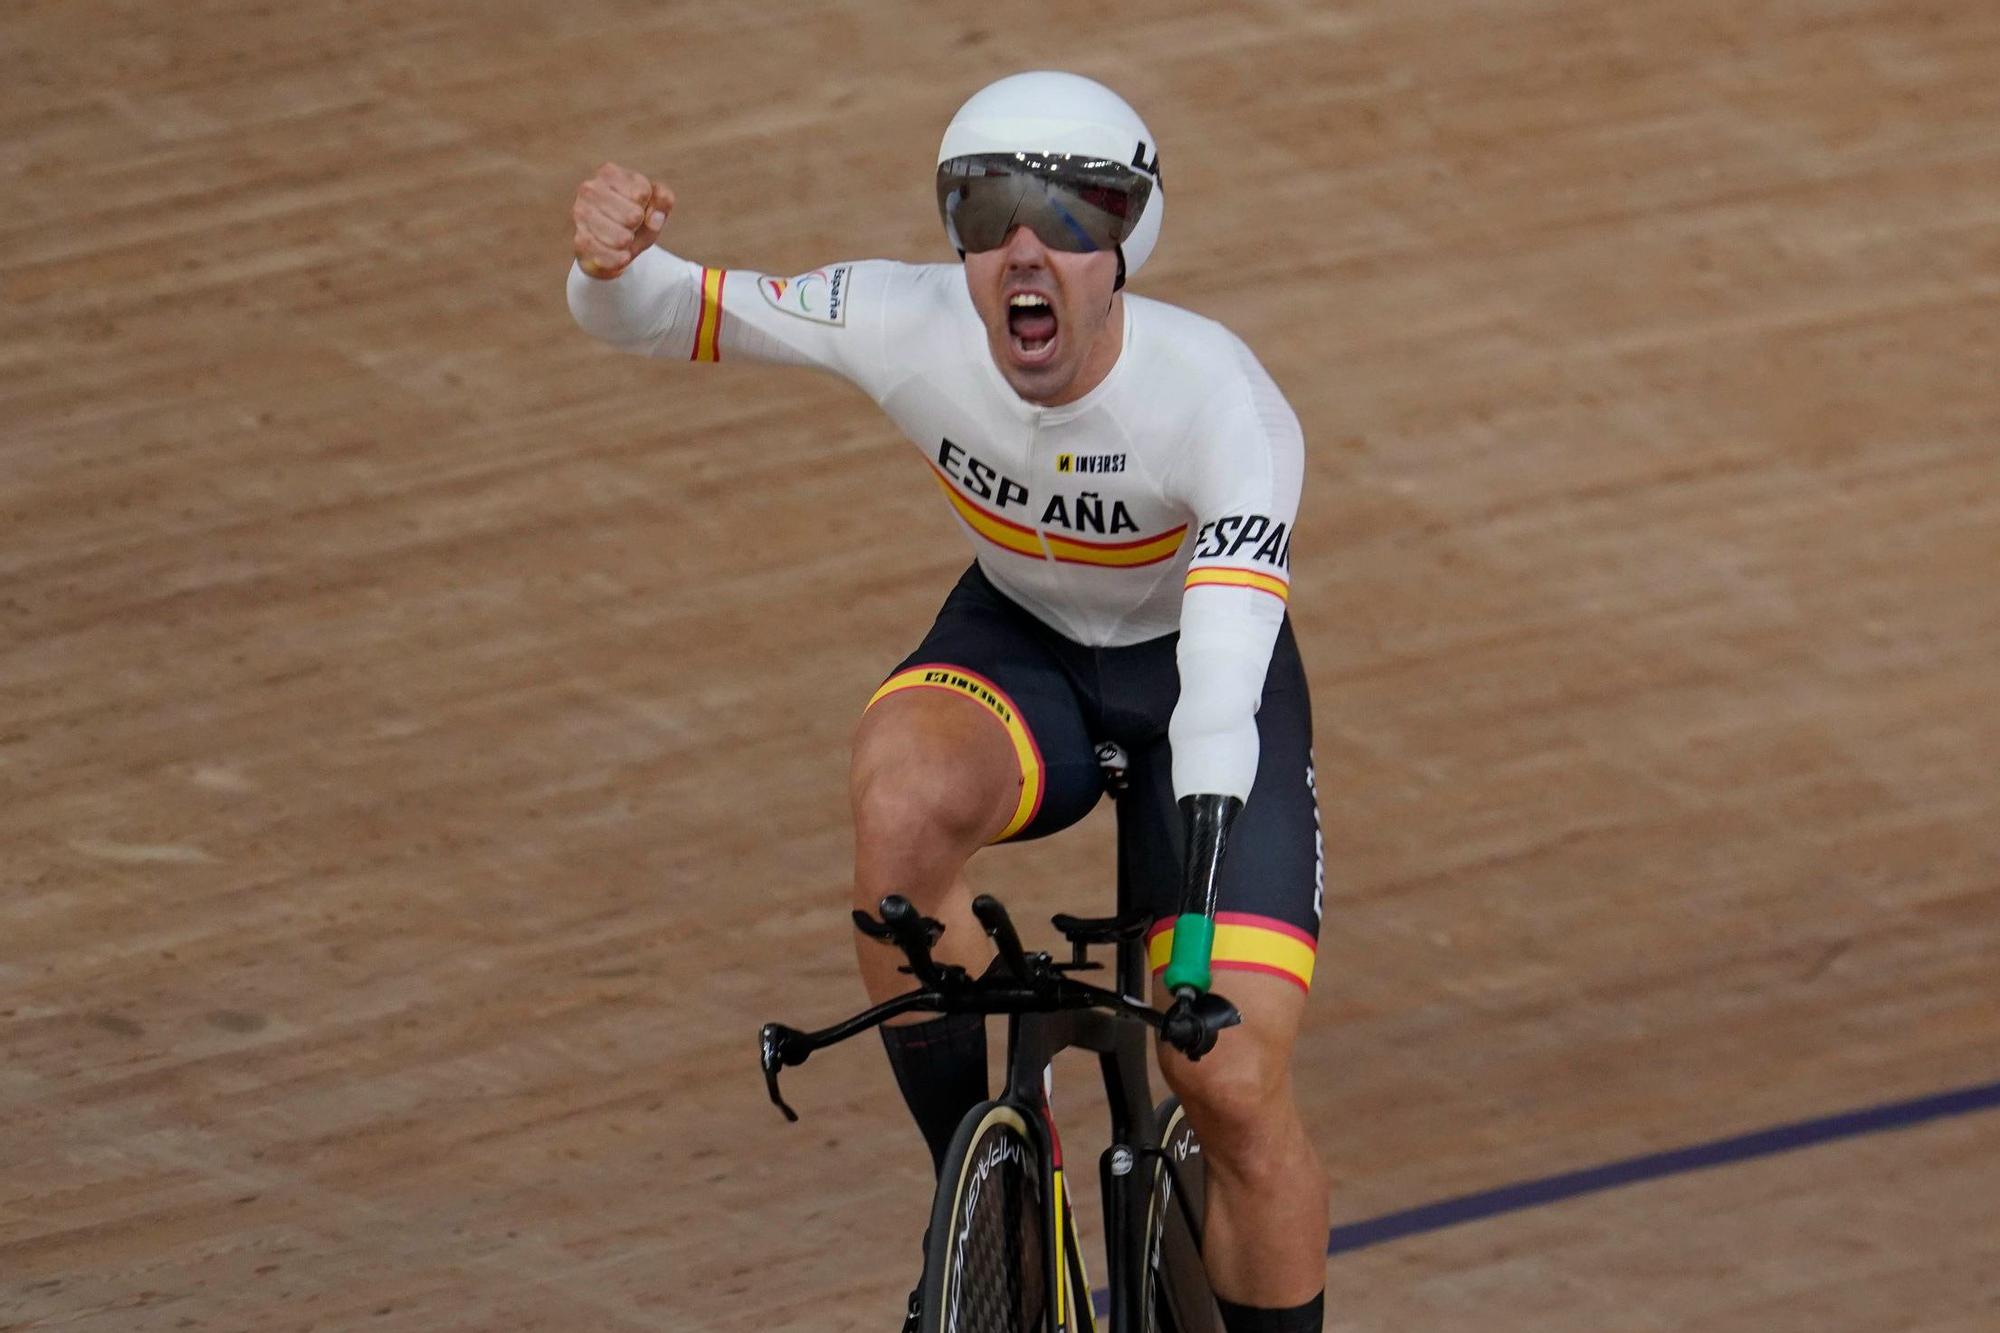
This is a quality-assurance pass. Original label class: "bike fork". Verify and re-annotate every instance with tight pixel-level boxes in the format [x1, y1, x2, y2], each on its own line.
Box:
[1100, 1138, 1148, 1333]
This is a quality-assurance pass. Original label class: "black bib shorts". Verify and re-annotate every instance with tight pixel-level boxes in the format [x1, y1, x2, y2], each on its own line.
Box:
[866, 564, 1323, 993]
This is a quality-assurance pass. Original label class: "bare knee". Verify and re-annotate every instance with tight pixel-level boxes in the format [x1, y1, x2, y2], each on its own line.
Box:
[852, 744, 1003, 850]
[1160, 1033, 1291, 1152]
[1155, 974, 1313, 1172]
[849, 696, 1021, 904]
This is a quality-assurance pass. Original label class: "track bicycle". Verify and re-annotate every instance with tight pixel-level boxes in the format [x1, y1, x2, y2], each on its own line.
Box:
[759, 755, 1244, 1333]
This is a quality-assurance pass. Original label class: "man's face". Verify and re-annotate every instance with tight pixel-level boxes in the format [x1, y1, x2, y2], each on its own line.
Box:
[964, 225, 1123, 407]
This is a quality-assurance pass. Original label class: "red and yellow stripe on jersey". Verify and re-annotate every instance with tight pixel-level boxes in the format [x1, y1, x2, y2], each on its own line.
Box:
[1146, 912, 1316, 992]
[1185, 565, 1290, 603]
[866, 664, 1043, 841]
[690, 266, 726, 362]
[928, 465, 1044, 558]
[1047, 525, 1186, 568]
[929, 465, 1187, 569]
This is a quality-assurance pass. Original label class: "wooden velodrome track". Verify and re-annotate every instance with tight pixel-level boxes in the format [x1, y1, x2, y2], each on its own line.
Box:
[4, 1, 1996, 1329]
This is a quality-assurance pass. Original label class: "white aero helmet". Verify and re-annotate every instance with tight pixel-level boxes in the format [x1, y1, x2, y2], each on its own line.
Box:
[935, 70, 1165, 287]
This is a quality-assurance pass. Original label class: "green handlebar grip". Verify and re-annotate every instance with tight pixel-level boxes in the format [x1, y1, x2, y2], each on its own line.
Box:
[1162, 913, 1215, 994]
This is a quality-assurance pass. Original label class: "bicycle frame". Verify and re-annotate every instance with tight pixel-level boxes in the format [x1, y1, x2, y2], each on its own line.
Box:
[758, 779, 1237, 1332]
[1000, 928, 1159, 1333]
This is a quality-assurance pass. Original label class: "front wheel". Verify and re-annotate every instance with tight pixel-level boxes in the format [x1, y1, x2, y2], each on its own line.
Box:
[922, 1100, 1051, 1333]
[1141, 1096, 1222, 1333]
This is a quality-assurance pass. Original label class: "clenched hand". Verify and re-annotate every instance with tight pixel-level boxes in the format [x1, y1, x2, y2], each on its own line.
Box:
[571, 162, 674, 279]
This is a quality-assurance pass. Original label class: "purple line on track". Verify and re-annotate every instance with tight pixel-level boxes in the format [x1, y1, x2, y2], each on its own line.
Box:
[1090, 1077, 2000, 1317]
[1324, 1077, 2000, 1256]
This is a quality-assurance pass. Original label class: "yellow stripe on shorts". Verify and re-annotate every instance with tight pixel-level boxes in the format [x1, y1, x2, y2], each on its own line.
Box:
[1147, 913, 1317, 992]
[866, 665, 1044, 841]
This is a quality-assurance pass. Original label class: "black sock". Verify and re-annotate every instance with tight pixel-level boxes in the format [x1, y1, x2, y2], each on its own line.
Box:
[1217, 1291, 1325, 1333]
[879, 1011, 988, 1174]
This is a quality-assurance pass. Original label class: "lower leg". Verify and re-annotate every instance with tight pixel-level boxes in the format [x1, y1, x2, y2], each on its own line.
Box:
[1199, 1086, 1329, 1314]
[860, 866, 998, 1174]
[864, 870, 995, 1174]
[1158, 973, 1328, 1326]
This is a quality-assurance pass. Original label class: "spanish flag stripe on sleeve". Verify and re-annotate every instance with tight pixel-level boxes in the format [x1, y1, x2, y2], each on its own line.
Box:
[690, 267, 726, 363]
[1185, 566, 1290, 603]
[866, 664, 1044, 840]
[687, 267, 708, 361]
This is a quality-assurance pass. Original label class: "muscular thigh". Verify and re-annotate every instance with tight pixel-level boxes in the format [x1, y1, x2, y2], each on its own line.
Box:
[851, 687, 1025, 844]
[858, 564, 1106, 844]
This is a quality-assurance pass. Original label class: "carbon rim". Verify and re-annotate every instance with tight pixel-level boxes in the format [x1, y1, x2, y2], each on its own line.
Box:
[1141, 1097, 1220, 1333]
[924, 1102, 1049, 1333]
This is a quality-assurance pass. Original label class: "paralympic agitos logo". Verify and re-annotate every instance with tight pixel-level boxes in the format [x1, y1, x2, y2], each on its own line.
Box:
[760, 265, 850, 326]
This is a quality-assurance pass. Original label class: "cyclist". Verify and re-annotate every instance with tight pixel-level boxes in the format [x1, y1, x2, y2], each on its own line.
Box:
[569, 70, 1329, 1333]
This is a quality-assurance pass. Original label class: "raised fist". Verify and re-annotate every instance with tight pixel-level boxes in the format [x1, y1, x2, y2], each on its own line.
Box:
[571, 162, 674, 279]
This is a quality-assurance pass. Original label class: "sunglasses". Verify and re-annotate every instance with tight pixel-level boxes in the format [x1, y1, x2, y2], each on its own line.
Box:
[937, 152, 1154, 255]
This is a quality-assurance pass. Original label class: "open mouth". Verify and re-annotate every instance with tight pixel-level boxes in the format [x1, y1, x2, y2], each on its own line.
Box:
[1006, 292, 1059, 362]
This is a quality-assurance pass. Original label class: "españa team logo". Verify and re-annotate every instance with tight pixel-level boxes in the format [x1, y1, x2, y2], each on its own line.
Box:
[759, 265, 851, 326]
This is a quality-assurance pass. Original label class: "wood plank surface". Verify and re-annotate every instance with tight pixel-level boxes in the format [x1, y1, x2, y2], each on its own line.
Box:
[3, 2, 1996, 1329]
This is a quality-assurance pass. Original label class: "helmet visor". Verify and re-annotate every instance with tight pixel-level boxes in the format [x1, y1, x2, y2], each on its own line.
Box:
[937, 152, 1153, 255]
